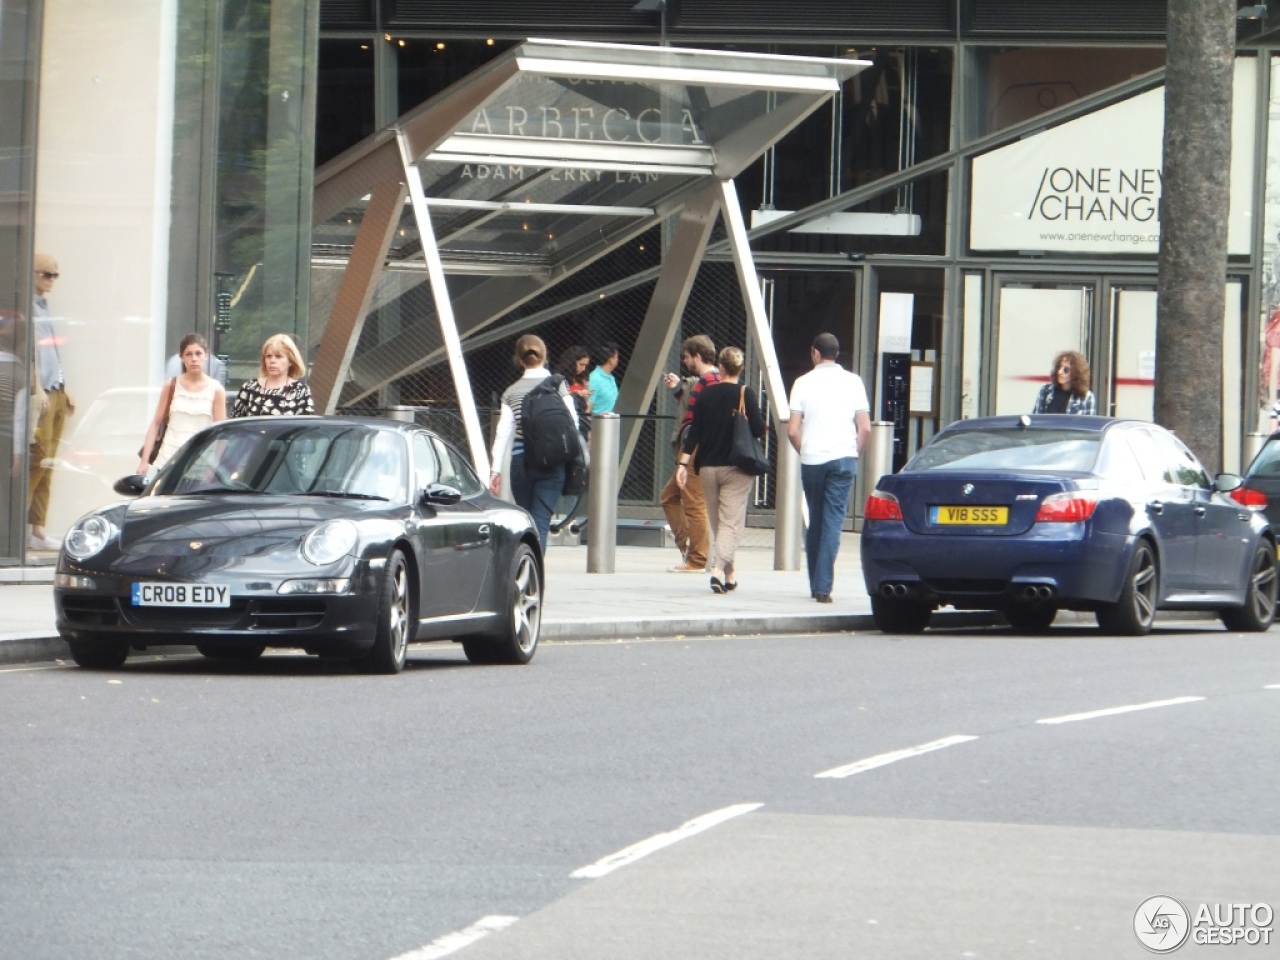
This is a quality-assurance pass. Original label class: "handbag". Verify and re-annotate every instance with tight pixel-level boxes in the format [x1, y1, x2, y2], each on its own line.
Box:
[139, 378, 177, 463]
[730, 385, 769, 476]
[562, 426, 591, 496]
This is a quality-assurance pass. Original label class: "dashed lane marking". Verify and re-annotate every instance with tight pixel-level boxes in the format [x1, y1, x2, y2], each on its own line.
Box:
[814, 734, 979, 779]
[387, 915, 519, 960]
[1036, 695, 1205, 725]
[571, 802, 763, 879]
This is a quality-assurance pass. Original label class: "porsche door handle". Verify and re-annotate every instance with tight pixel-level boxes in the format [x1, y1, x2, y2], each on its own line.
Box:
[1193, 505, 1206, 517]
[1147, 501, 1164, 515]
[478, 524, 491, 541]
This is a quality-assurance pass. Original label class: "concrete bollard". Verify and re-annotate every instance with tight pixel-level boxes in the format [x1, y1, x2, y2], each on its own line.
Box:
[774, 432, 802, 571]
[1243, 432, 1267, 471]
[586, 413, 620, 573]
[863, 420, 895, 497]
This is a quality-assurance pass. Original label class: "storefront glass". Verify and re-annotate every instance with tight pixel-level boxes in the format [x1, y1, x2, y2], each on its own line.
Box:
[18, 0, 316, 562]
[0, 0, 38, 564]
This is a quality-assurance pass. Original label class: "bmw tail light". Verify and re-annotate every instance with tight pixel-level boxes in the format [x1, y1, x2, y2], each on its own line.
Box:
[1229, 485, 1268, 510]
[865, 491, 904, 521]
[1034, 491, 1100, 523]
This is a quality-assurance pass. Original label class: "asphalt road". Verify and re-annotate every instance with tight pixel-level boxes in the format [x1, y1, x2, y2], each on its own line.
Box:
[2, 625, 1277, 960]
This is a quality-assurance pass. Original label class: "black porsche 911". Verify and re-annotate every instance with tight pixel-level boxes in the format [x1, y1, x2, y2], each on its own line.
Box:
[54, 417, 543, 673]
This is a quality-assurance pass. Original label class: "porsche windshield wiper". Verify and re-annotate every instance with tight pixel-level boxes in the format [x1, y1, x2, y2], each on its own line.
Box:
[300, 489, 388, 500]
[176, 484, 254, 496]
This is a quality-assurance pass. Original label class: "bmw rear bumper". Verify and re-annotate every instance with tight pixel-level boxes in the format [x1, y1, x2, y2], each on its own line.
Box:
[861, 522, 1131, 609]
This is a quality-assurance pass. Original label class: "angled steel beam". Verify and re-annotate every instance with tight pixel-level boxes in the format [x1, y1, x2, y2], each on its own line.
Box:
[614, 181, 723, 472]
[310, 176, 407, 413]
[719, 178, 788, 424]
[400, 133, 491, 476]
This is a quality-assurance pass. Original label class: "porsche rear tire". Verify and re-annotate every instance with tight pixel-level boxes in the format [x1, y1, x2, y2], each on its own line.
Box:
[870, 596, 931, 634]
[1220, 541, 1278, 633]
[464, 543, 541, 665]
[354, 549, 412, 674]
[1096, 540, 1158, 636]
[67, 638, 129, 670]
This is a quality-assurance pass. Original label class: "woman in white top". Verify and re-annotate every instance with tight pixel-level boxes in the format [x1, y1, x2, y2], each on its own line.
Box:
[137, 333, 227, 474]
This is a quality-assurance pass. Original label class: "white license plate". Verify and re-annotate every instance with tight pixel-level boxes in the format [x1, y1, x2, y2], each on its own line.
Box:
[131, 582, 231, 608]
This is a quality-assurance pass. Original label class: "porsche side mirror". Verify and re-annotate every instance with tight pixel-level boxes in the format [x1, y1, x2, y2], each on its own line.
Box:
[1214, 473, 1243, 493]
[422, 482, 462, 505]
[113, 474, 148, 497]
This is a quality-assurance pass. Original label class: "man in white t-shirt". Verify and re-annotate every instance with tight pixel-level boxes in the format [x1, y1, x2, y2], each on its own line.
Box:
[786, 333, 871, 603]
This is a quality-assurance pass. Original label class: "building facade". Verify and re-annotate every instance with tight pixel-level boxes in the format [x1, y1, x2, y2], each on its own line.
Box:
[2, 0, 1278, 566]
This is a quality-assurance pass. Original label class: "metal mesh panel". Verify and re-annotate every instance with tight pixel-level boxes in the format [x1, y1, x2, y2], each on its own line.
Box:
[311, 214, 783, 545]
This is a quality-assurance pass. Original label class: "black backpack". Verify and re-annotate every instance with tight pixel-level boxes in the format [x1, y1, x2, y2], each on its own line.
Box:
[521, 375, 580, 471]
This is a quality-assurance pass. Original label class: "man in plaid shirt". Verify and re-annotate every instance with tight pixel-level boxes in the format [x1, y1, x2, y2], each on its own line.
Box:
[661, 334, 720, 572]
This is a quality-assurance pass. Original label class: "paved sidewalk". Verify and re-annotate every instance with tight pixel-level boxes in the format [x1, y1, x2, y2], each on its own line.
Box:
[0, 533, 989, 665]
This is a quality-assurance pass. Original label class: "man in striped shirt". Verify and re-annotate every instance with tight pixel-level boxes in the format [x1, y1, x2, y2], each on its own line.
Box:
[661, 334, 720, 572]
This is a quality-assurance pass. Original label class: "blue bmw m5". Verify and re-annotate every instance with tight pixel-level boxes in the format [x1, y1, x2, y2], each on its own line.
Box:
[861, 415, 1277, 635]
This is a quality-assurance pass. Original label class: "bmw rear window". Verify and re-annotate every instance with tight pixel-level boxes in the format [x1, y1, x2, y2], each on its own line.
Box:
[908, 428, 1100, 472]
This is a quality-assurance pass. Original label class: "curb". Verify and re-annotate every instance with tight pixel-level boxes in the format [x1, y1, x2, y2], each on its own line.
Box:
[0, 611, 1005, 666]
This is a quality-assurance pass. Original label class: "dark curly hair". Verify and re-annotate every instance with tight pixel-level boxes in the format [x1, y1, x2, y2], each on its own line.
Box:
[1051, 350, 1091, 398]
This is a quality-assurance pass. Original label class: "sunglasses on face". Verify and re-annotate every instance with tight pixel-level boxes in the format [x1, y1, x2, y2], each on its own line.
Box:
[1058, 364, 1072, 372]
[36, 271, 59, 280]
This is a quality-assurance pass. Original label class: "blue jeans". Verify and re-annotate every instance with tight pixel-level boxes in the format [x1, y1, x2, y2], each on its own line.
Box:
[511, 453, 565, 553]
[800, 457, 856, 596]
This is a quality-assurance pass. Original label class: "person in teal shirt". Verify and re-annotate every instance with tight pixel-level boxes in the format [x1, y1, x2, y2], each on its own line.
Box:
[587, 341, 620, 414]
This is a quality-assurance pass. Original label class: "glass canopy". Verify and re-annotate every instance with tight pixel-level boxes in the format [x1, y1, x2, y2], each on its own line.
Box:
[310, 38, 867, 471]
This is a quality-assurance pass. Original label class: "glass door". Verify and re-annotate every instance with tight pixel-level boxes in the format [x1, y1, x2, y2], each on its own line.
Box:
[993, 277, 1097, 415]
[1106, 281, 1158, 419]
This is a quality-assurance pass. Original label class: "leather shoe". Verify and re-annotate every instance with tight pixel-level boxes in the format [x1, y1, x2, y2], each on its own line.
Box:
[814, 593, 833, 604]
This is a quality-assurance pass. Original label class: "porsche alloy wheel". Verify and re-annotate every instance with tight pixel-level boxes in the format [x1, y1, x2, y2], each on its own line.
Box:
[464, 543, 541, 665]
[1220, 541, 1278, 633]
[1096, 540, 1158, 636]
[355, 549, 411, 674]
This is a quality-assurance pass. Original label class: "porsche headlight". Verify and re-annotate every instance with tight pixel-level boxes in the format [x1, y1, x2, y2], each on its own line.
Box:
[302, 519, 358, 565]
[65, 514, 119, 560]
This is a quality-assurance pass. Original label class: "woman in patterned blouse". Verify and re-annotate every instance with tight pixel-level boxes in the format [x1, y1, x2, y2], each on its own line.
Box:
[231, 333, 315, 418]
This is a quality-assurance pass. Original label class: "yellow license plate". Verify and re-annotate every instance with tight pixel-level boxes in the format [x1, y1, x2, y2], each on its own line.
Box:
[930, 505, 1009, 525]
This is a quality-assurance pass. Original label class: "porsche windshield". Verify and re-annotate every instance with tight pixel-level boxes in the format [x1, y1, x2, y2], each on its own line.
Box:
[156, 423, 409, 501]
[908, 427, 1101, 473]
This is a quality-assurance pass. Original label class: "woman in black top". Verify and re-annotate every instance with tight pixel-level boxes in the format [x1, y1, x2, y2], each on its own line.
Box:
[676, 345, 765, 594]
[232, 333, 315, 418]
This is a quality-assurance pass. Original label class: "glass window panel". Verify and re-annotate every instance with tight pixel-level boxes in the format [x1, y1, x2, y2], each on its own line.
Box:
[965, 46, 1164, 141]
[316, 38, 376, 167]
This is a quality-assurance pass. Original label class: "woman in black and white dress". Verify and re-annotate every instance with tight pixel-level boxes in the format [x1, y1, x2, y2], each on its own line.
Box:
[232, 333, 315, 418]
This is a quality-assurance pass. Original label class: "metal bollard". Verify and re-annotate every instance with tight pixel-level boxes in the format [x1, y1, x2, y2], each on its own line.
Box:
[586, 413, 620, 573]
[384, 405, 415, 423]
[1243, 432, 1267, 470]
[774, 432, 802, 570]
[863, 420, 895, 498]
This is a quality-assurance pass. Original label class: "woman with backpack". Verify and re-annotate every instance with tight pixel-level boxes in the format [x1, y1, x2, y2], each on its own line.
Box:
[490, 334, 579, 552]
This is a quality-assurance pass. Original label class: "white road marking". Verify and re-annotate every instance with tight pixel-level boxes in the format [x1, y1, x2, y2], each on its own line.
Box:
[1036, 695, 1204, 725]
[0, 663, 65, 674]
[387, 915, 519, 960]
[571, 802, 763, 879]
[814, 734, 979, 779]
[1266, 684, 1280, 689]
